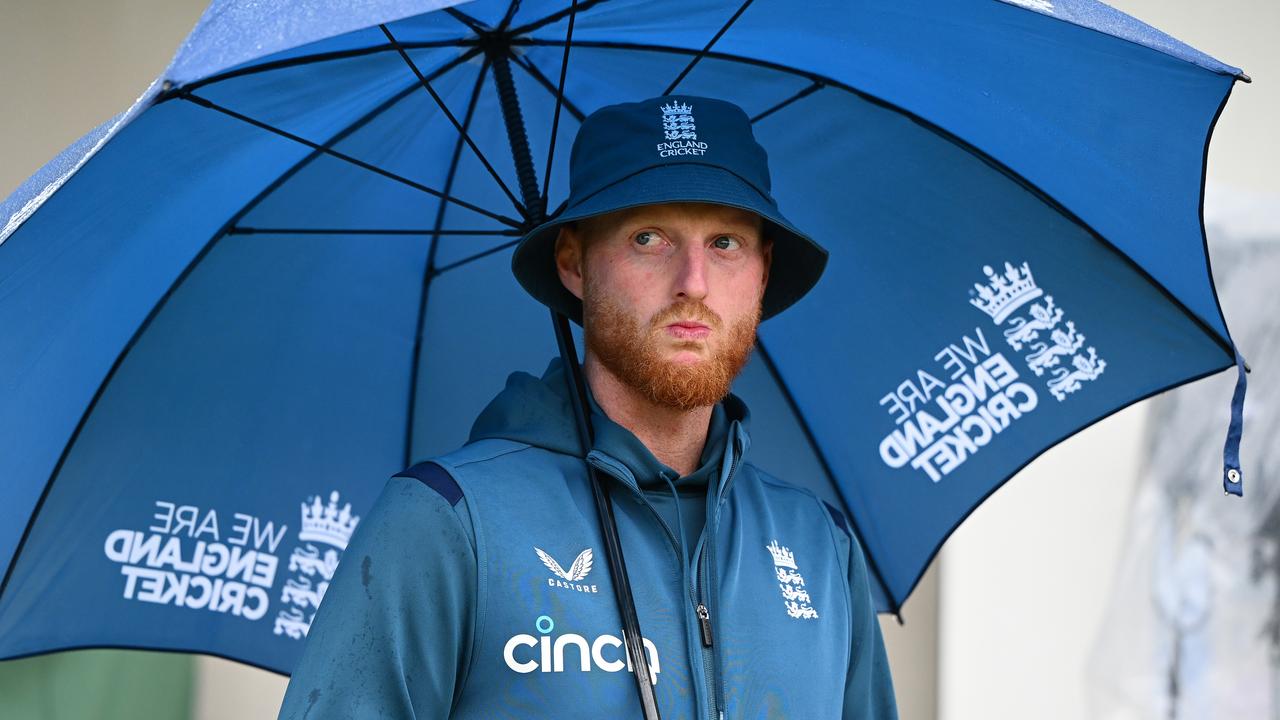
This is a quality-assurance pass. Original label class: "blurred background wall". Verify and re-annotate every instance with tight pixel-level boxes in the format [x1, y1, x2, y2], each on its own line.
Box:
[0, 1, 1273, 718]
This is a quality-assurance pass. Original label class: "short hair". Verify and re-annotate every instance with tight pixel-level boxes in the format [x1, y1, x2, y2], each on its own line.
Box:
[565, 215, 611, 260]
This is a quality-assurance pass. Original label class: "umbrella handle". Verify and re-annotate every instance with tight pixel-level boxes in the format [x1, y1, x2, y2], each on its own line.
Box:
[552, 309, 663, 720]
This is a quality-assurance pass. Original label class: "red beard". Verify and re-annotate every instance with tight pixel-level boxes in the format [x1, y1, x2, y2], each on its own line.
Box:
[583, 277, 761, 411]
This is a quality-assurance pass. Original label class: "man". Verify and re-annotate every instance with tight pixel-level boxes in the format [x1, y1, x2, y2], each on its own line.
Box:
[278, 94, 898, 718]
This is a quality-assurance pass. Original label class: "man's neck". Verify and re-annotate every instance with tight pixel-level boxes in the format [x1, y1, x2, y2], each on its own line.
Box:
[583, 354, 712, 477]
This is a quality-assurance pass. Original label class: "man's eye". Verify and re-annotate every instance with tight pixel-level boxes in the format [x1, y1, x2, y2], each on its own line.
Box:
[713, 235, 741, 250]
[635, 231, 658, 246]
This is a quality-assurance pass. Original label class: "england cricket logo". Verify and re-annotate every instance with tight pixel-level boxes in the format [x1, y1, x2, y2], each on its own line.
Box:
[767, 540, 818, 620]
[662, 101, 696, 140]
[969, 261, 1106, 401]
[273, 491, 359, 640]
[657, 101, 707, 158]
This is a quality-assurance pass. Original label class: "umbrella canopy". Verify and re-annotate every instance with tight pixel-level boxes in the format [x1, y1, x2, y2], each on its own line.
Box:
[0, 0, 1250, 674]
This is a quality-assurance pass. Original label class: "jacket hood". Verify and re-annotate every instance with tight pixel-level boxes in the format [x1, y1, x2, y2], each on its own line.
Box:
[468, 356, 749, 490]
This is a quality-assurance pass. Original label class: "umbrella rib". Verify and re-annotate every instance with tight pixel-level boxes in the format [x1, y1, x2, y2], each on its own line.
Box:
[379, 23, 529, 220]
[509, 53, 586, 122]
[443, 7, 489, 34]
[506, 0, 611, 37]
[177, 91, 523, 229]
[173, 39, 481, 96]
[497, 0, 522, 31]
[429, 238, 522, 276]
[540, 0, 578, 216]
[0, 51, 492, 603]
[403, 54, 495, 469]
[663, 0, 755, 96]
[227, 227, 521, 236]
[751, 80, 825, 124]
[512, 38, 839, 88]
[754, 339, 902, 620]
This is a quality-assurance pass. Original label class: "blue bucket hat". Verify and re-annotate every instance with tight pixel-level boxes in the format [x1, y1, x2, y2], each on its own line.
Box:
[511, 94, 828, 324]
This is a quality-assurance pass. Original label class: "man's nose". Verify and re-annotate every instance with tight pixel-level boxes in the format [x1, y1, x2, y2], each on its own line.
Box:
[672, 240, 709, 302]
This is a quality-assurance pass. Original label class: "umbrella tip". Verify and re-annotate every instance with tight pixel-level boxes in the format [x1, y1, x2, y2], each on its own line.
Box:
[1238, 72, 1253, 84]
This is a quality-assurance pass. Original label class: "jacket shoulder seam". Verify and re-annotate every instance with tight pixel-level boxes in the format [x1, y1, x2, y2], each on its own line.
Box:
[748, 463, 822, 499]
[441, 439, 535, 470]
[392, 461, 462, 506]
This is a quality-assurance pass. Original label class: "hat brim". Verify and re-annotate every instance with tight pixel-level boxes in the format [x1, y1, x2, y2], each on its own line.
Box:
[511, 162, 828, 325]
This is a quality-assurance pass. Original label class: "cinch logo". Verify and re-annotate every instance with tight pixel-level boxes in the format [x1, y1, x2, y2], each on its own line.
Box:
[503, 615, 661, 686]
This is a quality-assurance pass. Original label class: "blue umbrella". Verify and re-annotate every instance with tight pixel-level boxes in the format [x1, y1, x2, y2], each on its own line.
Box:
[0, 0, 1251, 676]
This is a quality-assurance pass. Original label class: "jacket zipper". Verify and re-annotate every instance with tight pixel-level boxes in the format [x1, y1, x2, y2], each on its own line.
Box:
[695, 542, 718, 720]
[588, 450, 727, 720]
[695, 433, 743, 720]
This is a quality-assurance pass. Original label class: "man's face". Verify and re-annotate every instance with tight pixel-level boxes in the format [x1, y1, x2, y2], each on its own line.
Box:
[555, 201, 772, 411]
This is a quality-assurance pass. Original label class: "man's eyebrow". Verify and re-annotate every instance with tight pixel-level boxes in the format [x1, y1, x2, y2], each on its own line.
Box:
[614, 213, 761, 233]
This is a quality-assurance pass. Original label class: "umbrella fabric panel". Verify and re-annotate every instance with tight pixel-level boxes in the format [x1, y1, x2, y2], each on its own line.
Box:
[0, 230, 428, 672]
[213, 27, 578, 259]
[191, 44, 459, 147]
[161, 0, 1237, 90]
[0, 111, 127, 243]
[0, 102, 317, 586]
[409, 249, 565, 459]
[0, 43, 453, 583]
[0, 49, 511, 668]
[233, 61, 497, 235]
[413, 51, 579, 259]
[1018, 0, 1240, 76]
[756, 84, 1233, 606]
[164, 0, 470, 85]
[514, 41, 816, 148]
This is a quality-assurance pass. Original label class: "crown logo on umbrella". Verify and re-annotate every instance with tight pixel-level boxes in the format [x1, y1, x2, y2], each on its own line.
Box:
[969, 261, 1043, 324]
[298, 491, 360, 550]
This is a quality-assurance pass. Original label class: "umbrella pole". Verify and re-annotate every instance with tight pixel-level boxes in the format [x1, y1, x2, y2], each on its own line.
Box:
[486, 42, 662, 718]
[552, 310, 663, 720]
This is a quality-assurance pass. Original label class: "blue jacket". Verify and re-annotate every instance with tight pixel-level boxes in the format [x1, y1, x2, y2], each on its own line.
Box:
[278, 358, 898, 719]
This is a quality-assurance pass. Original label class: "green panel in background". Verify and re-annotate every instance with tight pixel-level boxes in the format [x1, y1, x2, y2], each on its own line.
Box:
[0, 649, 192, 719]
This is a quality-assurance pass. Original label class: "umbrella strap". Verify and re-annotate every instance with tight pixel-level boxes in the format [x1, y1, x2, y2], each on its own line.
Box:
[552, 309, 664, 720]
[1221, 346, 1248, 497]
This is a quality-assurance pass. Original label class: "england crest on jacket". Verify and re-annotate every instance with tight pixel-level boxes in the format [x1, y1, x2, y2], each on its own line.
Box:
[767, 540, 819, 620]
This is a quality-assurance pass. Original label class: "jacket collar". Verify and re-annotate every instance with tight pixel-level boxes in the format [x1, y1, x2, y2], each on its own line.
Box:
[468, 356, 750, 495]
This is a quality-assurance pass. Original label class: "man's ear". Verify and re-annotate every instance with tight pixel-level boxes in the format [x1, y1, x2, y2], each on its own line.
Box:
[554, 225, 585, 300]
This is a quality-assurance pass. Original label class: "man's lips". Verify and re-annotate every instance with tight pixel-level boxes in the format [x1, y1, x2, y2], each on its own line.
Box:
[665, 321, 711, 340]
